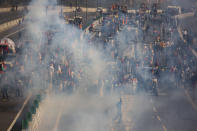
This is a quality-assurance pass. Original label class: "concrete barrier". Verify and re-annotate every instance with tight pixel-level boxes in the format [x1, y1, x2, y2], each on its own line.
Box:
[0, 5, 104, 35]
[0, 17, 24, 33]
[83, 16, 102, 34]
[27, 100, 44, 131]
[0, 5, 108, 14]
[0, 7, 11, 12]
[0, 6, 26, 13]
[27, 5, 107, 13]
[175, 12, 194, 19]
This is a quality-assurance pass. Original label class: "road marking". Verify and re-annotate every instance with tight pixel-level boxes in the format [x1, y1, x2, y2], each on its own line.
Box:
[180, 86, 197, 111]
[162, 124, 167, 131]
[7, 93, 32, 131]
[125, 126, 131, 131]
[153, 107, 157, 112]
[150, 99, 168, 131]
[191, 48, 197, 58]
[53, 111, 62, 131]
[53, 96, 65, 131]
[156, 115, 161, 121]
[3, 26, 25, 38]
[184, 89, 197, 111]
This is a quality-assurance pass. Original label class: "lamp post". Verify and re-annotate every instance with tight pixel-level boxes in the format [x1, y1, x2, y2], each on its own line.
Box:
[75, 0, 78, 18]
[60, 0, 63, 17]
[86, 0, 87, 21]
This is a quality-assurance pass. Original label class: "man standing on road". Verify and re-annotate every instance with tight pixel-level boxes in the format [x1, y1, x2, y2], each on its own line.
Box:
[113, 98, 122, 123]
[16, 78, 23, 97]
[152, 76, 158, 96]
[1, 76, 9, 100]
[183, 29, 193, 46]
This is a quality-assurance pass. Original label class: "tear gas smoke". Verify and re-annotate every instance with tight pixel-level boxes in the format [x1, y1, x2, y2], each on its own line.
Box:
[20, 0, 120, 130]
[11, 0, 196, 130]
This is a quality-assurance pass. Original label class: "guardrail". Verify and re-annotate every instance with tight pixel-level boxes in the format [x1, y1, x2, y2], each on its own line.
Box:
[0, 6, 26, 13]
[0, 6, 107, 13]
[175, 12, 194, 19]
[21, 94, 43, 131]
[7, 92, 44, 131]
[83, 16, 102, 34]
[0, 17, 24, 33]
[0, 6, 103, 33]
[1, 5, 169, 14]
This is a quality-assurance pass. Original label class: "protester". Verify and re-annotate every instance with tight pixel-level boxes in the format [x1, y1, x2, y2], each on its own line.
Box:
[1, 76, 9, 100]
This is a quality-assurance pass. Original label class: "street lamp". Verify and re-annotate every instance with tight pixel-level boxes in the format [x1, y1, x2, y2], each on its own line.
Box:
[75, 0, 78, 18]
[86, 0, 87, 21]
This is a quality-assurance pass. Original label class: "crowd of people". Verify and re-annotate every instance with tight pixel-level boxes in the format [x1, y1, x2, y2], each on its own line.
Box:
[93, 3, 197, 96]
[1, 3, 197, 101]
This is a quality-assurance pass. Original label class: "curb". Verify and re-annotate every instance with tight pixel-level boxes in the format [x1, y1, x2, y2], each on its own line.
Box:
[21, 94, 43, 130]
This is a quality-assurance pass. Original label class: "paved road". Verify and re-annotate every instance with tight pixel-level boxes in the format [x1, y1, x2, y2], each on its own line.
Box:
[34, 89, 197, 131]
[112, 87, 197, 131]
[0, 96, 26, 131]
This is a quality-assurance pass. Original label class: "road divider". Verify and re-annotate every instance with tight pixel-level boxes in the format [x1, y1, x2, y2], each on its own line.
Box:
[7, 93, 32, 131]
[0, 6, 26, 13]
[83, 16, 102, 34]
[24, 94, 44, 131]
[0, 17, 24, 33]
[0, 6, 102, 34]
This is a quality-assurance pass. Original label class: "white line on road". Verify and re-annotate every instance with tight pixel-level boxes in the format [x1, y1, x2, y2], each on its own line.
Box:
[162, 124, 167, 131]
[191, 48, 197, 58]
[7, 93, 32, 131]
[3, 26, 25, 38]
[150, 98, 168, 131]
[183, 87, 197, 111]
[156, 115, 161, 121]
[153, 107, 157, 112]
[53, 111, 62, 131]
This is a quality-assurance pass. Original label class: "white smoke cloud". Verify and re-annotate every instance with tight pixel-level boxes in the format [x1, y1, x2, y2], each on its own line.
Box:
[22, 0, 122, 130]
[19, 0, 194, 130]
